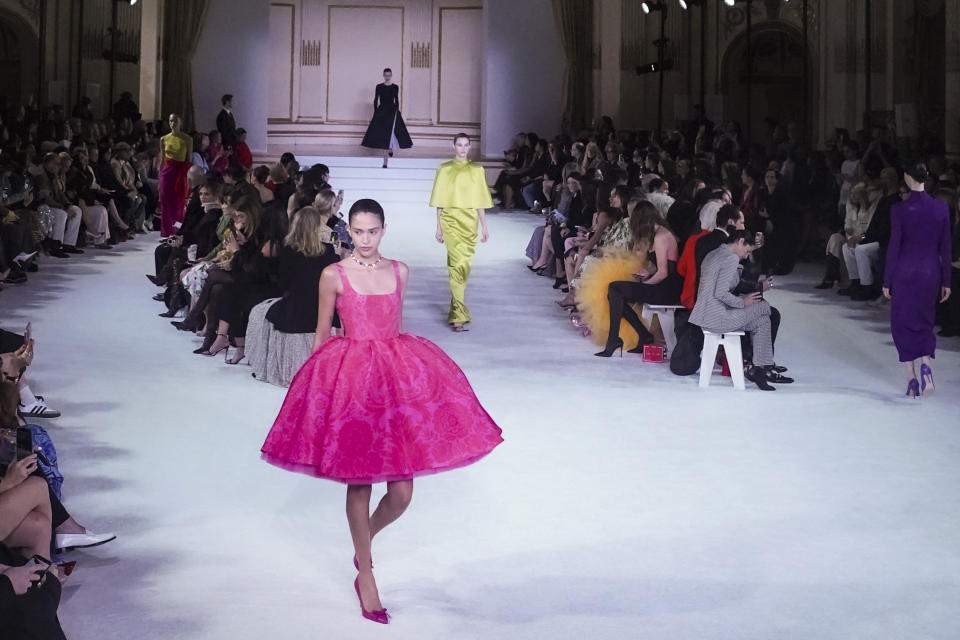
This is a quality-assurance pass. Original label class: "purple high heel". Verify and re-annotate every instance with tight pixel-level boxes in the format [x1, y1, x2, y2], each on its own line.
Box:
[354, 577, 388, 624]
[920, 364, 935, 396]
[905, 378, 920, 399]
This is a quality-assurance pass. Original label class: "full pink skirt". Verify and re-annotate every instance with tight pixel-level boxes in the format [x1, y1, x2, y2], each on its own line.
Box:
[261, 334, 503, 484]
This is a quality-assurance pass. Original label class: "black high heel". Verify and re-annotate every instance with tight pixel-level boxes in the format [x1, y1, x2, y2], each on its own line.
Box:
[527, 264, 547, 274]
[594, 338, 624, 358]
[172, 312, 204, 332]
[192, 333, 216, 354]
[553, 277, 567, 290]
[196, 333, 230, 357]
[159, 307, 183, 318]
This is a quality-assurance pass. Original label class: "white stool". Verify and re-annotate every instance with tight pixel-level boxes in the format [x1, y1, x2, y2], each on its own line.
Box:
[641, 304, 684, 354]
[699, 330, 746, 390]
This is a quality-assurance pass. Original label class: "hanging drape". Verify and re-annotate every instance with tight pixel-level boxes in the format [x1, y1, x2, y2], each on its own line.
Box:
[161, 0, 209, 131]
[552, 0, 594, 133]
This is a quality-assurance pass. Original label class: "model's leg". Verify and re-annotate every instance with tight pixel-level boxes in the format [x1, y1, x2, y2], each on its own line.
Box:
[382, 150, 389, 168]
[346, 485, 384, 612]
[369, 480, 413, 540]
[439, 209, 478, 326]
[904, 360, 918, 383]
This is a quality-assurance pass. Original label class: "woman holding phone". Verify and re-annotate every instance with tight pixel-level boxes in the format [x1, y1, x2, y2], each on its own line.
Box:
[261, 199, 502, 624]
[595, 201, 681, 357]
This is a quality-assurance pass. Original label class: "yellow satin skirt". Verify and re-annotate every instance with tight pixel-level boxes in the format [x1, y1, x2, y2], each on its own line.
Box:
[439, 207, 478, 324]
[574, 252, 653, 350]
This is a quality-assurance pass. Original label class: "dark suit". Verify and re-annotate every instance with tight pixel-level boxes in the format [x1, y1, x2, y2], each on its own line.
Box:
[217, 109, 237, 147]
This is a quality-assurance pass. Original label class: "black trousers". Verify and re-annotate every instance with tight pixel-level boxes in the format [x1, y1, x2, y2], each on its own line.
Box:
[0, 544, 67, 640]
[605, 274, 683, 346]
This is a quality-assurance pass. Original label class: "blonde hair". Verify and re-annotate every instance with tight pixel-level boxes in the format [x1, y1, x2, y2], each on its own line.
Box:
[269, 163, 288, 184]
[313, 189, 337, 217]
[285, 206, 331, 257]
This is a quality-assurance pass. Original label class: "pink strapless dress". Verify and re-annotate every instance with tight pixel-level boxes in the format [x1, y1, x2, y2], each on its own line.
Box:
[261, 261, 503, 484]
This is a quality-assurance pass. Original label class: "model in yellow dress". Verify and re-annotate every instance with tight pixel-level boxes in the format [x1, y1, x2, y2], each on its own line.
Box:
[430, 134, 493, 330]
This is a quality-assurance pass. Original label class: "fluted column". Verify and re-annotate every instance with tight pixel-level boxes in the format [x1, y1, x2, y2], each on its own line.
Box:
[139, 0, 165, 121]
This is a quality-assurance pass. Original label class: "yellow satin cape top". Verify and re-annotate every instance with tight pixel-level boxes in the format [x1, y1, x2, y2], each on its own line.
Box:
[429, 158, 493, 210]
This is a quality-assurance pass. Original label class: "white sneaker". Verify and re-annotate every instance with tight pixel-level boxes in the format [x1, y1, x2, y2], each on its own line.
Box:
[55, 531, 117, 551]
[18, 401, 61, 419]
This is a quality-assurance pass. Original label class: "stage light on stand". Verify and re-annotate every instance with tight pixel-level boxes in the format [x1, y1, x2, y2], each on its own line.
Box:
[679, 0, 688, 9]
[642, 2, 652, 13]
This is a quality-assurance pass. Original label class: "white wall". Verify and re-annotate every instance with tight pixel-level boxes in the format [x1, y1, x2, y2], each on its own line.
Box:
[481, 0, 564, 159]
[192, 0, 270, 152]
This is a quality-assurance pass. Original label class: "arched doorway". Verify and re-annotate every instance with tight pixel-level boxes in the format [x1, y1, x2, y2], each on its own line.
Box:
[0, 10, 40, 114]
[722, 25, 809, 145]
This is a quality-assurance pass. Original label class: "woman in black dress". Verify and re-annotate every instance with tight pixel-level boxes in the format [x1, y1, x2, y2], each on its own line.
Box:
[361, 68, 413, 168]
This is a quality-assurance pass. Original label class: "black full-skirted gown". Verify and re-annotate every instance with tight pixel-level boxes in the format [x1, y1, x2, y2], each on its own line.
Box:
[361, 83, 413, 150]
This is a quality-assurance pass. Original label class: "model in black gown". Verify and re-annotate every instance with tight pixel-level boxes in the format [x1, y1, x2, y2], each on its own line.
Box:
[361, 69, 413, 167]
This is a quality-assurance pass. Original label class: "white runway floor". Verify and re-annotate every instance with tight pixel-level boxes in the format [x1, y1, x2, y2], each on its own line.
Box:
[3, 157, 960, 639]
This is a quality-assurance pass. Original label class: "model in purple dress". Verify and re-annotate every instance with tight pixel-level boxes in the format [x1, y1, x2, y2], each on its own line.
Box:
[882, 163, 953, 398]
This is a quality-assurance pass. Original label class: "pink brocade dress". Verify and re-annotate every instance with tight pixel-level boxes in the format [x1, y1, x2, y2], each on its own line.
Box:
[261, 261, 503, 484]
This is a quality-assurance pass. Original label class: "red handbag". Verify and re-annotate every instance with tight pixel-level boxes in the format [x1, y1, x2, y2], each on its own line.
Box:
[642, 344, 666, 363]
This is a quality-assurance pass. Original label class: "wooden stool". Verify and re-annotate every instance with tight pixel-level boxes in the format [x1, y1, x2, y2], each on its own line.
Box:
[641, 304, 685, 354]
[699, 330, 746, 390]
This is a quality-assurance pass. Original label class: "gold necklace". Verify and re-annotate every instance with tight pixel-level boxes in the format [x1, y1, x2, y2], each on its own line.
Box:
[351, 252, 383, 270]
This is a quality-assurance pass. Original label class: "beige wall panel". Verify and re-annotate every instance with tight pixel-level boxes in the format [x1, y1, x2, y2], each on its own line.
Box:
[438, 7, 482, 126]
[326, 6, 403, 123]
[269, 4, 295, 120]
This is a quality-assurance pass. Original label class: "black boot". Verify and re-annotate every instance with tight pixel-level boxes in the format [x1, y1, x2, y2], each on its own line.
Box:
[837, 279, 860, 297]
[814, 255, 840, 289]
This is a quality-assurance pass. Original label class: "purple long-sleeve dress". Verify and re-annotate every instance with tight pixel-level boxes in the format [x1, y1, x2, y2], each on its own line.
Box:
[883, 190, 953, 362]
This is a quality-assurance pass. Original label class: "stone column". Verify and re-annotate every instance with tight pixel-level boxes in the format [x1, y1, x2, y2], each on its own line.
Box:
[139, 0, 165, 121]
[597, 0, 621, 124]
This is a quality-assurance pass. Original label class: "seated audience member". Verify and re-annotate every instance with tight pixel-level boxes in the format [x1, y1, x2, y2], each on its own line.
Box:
[59, 151, 111, 249]
[110, 143, 148, 233]
[150, 173, 222, 290]
[248, 202, 342, 386]
[191, 132, 211, 173]
[840, 180, 886, 300]
[33, 153, 83, 257]
[234, 129, 253, 173]
[594, 201, 681, 357]
[207, 130, 230, 175]
[693, 204, 745, 301]
[69, 147, 130, 243]
[195, 195, 280, 363]
[690, 230, 790, 390]
[252, 166, 275, 203]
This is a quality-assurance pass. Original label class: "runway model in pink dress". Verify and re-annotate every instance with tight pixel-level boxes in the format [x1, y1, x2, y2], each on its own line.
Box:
[261, 198, 502, 624]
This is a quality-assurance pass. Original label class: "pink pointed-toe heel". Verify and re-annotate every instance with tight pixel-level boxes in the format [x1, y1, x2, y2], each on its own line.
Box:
[920, 364, 935, 396]
[354, 577, 388, 624]
[353, 555, 373, 570]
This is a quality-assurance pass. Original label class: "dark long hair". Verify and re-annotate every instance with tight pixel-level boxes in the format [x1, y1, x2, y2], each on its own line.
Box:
[629, 200, 666, 249]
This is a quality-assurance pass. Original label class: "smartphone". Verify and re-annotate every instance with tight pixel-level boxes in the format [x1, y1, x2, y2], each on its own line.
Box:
[23, 323, 31, 342]
[337, 189, 344, 200]
[16, 428, 33, 460]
